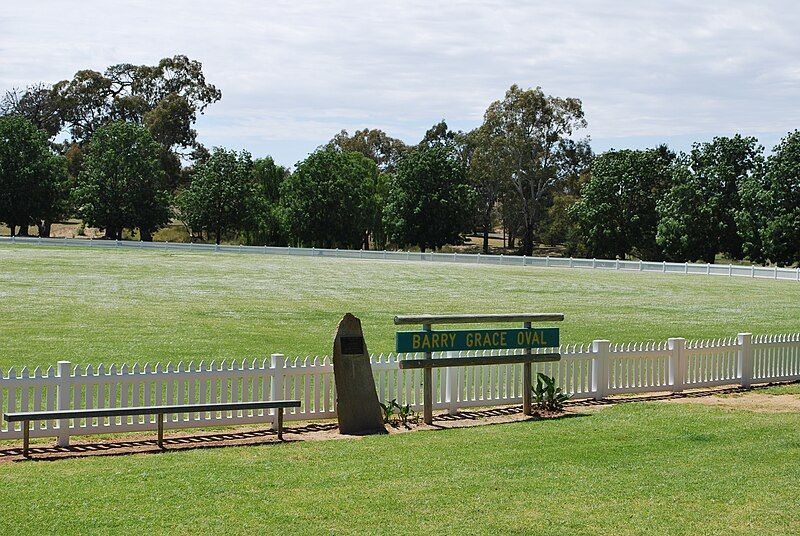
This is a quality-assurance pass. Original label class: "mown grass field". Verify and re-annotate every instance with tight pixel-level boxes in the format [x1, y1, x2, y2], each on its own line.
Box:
[0, 244, 799, 370]
[1, 402, 799, 535]
[1, 244, 799, 534]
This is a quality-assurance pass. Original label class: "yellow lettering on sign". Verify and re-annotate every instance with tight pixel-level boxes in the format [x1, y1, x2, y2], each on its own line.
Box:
[420, 335, 430, 350]
[412, 334, 421, 349]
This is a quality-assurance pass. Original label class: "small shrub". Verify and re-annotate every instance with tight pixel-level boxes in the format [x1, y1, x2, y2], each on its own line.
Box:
[379, 399, 397, 424]
[380, 399, 419, 427]
[532, 373, 570, 411]
[76, 222, 86, 236]
[396, 402, 418, 426]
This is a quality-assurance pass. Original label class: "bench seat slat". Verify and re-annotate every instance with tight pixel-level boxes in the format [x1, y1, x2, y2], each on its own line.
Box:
[5, 400, 301, 422]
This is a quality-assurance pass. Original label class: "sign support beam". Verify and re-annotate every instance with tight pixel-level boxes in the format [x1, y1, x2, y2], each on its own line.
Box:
[523, 321, 532, 416]
[422, 323, 433, 425]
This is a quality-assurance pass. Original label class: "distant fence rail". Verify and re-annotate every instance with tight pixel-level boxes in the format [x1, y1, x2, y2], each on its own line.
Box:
[2, 332, 798, 444]
[1, 236, 798, 282]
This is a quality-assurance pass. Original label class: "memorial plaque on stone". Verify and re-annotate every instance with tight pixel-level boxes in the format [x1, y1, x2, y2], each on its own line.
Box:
[332, 313, 386, 435]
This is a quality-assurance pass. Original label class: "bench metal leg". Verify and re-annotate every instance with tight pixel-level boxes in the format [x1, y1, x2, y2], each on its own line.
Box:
[277, 408, 284, 441]
[23, 420, 30, 458]
[157, 415, 164, 450]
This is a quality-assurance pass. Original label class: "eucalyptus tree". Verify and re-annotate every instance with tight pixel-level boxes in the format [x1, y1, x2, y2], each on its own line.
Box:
[325, 128, 407, 172]
[480, 85, 588, 255]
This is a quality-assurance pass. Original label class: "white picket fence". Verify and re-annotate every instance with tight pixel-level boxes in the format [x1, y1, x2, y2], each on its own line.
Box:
[2, 236, 799, 281]
[2, 332, 798, 445]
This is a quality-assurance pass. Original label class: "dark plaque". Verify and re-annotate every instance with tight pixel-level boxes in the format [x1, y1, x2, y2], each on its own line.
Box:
[340, 336, 364, 355]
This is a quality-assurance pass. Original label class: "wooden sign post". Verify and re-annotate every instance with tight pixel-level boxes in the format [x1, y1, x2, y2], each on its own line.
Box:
[394, 313, 564, 425]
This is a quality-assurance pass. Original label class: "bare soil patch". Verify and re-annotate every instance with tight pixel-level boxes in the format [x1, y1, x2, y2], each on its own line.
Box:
[669, 392, 800, 413]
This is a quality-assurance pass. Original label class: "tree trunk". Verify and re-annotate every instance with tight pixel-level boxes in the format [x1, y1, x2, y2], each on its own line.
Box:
[37, 220, 52, 237]
[215, 227, 221, 245]
[140, 228, 153, 242]
[482, 210, 491, 254]
[17, 224, 29, 237]
[521, 221, 534, 256]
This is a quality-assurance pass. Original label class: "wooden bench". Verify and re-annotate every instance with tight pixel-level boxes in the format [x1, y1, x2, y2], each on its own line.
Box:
[4, 400, 301, 458]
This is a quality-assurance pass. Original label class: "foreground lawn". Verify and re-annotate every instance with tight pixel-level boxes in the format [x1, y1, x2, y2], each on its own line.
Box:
[1, 402, 798, 535]
[1, 244, 799, 369]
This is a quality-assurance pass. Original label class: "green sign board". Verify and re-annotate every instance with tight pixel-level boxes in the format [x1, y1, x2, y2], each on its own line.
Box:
[395, 327, 559, 353]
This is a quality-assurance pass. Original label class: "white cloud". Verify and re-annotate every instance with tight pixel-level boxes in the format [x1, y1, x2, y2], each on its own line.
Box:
[1, 0, 799, 164]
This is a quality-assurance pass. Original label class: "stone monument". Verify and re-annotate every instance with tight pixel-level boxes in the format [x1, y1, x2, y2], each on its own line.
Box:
[332, 313, 386, 435]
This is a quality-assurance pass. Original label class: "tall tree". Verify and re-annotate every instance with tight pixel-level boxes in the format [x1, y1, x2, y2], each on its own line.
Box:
[0, 116, 69, 236]
[178, 148, 255, 245]
[325, 128, 407, 172]
[538, 139, 593, 251]
[467, 126, 506, 253]
[418, 120, 457, 149]
[53, 55, 221, 149]
[383, 146, 476, 252]
[480, 85, 588, 255]
[280, 149, 377, 249]
[736, 131, 800, 266]
[0, 84, 63, 137]
[572, 147, 674, 259]
[241, 156, 290, 246]
[657, 136, 764, 263]
[656, 157, 720, 263]
[74, 122, 170, 240]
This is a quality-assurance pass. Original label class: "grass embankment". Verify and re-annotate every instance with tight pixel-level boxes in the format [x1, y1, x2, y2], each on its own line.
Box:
[1, 244, 798, 370]
[1, 402, 798, 535]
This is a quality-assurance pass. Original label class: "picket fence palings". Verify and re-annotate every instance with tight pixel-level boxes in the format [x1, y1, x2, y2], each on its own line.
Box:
[2, 332, 800, 442]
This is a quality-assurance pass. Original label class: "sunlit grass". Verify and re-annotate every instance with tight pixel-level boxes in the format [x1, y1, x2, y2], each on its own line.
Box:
[1, 403, 799, 535]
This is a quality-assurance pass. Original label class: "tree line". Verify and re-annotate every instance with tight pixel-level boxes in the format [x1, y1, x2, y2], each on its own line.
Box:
[1, 56, 797, 265]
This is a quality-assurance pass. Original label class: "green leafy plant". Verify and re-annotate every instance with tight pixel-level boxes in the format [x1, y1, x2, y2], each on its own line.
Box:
[532, 373, 571, 411]
[396, 402, 418, 426]
[379, 399, 397, 424]
[380, 399, 418, 426]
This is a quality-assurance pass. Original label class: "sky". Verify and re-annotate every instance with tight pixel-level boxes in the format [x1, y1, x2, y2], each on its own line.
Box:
[1, 1, 799, 167]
